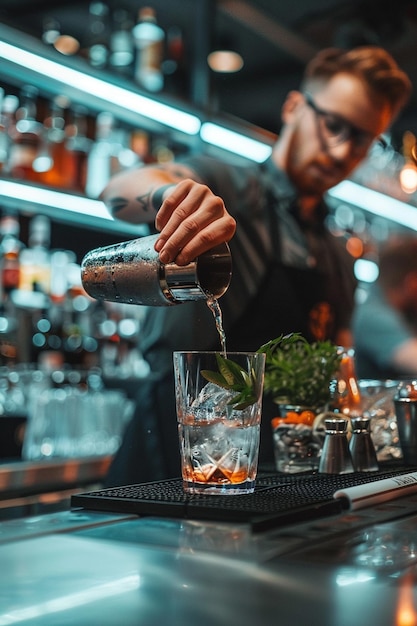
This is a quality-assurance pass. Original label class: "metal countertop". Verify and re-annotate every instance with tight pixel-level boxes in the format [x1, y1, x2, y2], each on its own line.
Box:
[0, 455, 113, 500]
[2, 493, 417, 624]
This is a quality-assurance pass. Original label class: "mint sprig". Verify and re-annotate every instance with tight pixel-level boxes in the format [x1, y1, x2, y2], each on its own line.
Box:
[201, 353, 258, 410]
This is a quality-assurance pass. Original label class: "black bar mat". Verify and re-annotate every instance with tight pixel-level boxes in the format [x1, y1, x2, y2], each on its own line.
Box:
[71, 466, 417, 532]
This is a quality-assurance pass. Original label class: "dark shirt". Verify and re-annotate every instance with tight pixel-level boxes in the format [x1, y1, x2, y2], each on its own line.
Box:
[105, 155, 357, 487]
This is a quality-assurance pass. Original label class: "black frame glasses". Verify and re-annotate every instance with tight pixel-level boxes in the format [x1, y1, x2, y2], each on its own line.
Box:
[304, 92, 388, 152]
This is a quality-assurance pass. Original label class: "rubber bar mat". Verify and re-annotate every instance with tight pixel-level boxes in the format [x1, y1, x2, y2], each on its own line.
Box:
[71, 466, 417, 532]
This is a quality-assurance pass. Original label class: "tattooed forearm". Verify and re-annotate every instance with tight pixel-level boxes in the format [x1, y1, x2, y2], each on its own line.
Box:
[108, 191, 154, 216]
[135, 191, 154, 212]
[151, 184, 175, 211]
[108, 196, 130, 215]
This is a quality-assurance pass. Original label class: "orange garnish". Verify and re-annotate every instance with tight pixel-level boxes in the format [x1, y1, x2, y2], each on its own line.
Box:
[271, 409, 316, 428]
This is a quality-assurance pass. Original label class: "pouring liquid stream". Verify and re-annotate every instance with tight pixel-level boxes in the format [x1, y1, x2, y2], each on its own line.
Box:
[206, 296, 227, 357]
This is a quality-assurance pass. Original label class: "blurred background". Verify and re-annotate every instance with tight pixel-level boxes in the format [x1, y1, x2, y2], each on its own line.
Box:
[0, 0, 415, 516]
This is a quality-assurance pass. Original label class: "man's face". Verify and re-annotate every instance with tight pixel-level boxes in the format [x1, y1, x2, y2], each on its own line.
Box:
[282, 73, 393, 197]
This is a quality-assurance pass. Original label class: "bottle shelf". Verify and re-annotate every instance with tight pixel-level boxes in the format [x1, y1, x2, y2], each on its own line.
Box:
[0, 22, 273, 234]
[0, 22, 201, 142]
[0, 177, 148, 237]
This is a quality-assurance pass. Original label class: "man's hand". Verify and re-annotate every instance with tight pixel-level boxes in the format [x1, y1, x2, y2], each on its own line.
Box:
[153, 179, 236, 265]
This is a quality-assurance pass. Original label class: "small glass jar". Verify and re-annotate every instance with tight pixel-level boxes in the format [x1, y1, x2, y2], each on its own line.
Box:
[271, 404, 324, 473]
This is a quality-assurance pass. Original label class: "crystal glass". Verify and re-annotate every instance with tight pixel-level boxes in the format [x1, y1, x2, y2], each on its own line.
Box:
[173, 351, 265, 495]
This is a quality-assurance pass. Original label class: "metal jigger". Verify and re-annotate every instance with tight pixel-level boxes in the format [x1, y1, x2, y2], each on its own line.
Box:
[318, 418, 354, 474]
[81, 233, 232, 306]
[349, 416, 379, 472]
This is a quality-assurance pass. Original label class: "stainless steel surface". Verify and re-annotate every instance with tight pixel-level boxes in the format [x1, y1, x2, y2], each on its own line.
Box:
[2, 497, 417, 624]
[0, 509, 135, 544]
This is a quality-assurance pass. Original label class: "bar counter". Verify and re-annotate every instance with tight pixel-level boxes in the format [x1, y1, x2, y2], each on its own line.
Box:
[0, 455, 112, 517]
[2, 479, 417, 624]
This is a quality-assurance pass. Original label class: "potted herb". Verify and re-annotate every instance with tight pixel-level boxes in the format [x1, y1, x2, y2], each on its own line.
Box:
[258, 332, 341, 409]
[257, 333, 342, 473]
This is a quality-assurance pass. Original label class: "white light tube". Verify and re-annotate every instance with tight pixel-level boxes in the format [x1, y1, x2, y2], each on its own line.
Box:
[328, 180, 417, 231]
[200, 122, 273, 162]
[0, 180, 109, 218]
[0, 41, 201, 135]
[0, 180, 146, 236]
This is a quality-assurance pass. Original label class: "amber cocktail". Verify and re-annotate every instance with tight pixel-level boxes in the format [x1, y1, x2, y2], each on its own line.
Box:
[173, 351, 265, 495]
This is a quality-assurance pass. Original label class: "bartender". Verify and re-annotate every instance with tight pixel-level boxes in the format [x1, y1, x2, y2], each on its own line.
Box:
[99, 45, 411, 487]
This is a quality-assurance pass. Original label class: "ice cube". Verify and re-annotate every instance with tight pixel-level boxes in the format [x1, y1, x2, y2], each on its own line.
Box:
[191, 382, 235, 419]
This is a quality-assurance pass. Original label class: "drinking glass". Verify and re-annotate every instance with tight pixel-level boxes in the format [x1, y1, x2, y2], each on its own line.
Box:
[173, 351, 265, 495]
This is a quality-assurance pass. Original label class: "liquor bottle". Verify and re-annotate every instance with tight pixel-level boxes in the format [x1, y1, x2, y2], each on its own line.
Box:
[163, 25, 186, 96]
[111, 125, 141, 173]
[8, 85, 43, 182]
[0, 213, 23, 365]
[31, 306, 58, 365]
[85, 111, 116, 198]
[50, 249, 76, 306]
[86, 1, 110, 69]
[0, 369, 28, 460]
[0, 93, 18, 174]
[130, 128, 151, 164]
[42, 17, 61, 46]
[109, 8, 134, 76]
[19, 215, 51, 295]
[64, 104, 92, 193]
[0, 89, 6, 170]
[330, 346, 363, 417]
[0, 213, 23, 296]
[132, 7, 165, 92]
[34, 96, 70, 189]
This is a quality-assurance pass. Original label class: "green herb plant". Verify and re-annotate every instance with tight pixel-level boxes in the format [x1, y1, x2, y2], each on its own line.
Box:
[201, 354, 258, 411]
[258, 333, 341, 408]
[201, 333, 341, 411]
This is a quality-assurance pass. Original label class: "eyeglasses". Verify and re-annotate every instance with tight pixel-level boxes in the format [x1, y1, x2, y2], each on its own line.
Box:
[304, 92, 388, 152]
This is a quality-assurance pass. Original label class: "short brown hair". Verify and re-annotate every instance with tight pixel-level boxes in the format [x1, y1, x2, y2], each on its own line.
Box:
[301, 46, 412, 118]
[378, 235, 417, 290]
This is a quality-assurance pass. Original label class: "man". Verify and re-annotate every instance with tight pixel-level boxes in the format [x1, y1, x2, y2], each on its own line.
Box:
[101, 46, 411, 486]
[353, 236, 417, 379]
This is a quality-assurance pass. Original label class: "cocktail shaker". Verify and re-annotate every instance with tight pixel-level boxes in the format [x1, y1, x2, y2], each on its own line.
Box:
[394, 380, 417, 465]
[81, 233, 232, 306]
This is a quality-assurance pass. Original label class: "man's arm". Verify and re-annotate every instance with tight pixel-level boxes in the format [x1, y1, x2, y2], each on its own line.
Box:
[100, 162, 236, 266]
[392, 339, 417, 373]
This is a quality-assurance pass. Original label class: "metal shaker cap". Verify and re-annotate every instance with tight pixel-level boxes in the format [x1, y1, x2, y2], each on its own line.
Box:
[351, 416, 371, 432]
[324, 418, 348, 433]
[162, 241, 232, 302]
